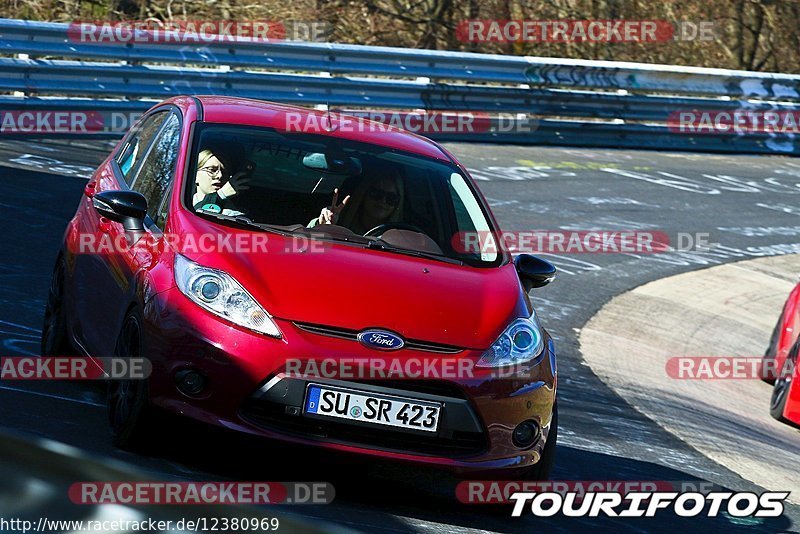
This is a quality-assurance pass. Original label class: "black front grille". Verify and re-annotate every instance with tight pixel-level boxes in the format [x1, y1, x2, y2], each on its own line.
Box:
[293, 322, 464, 354]
[240, 398, 487, 458]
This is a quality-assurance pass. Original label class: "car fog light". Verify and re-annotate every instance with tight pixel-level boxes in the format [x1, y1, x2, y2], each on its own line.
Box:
[175, 369, 207, 396]
[512, 420, 540, 448]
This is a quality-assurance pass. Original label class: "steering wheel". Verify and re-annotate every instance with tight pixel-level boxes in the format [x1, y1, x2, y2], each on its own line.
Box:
[363, 222, 427, 238]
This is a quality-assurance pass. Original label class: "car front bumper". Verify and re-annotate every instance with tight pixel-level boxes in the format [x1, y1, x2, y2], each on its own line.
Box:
[143, 286, 557, 475]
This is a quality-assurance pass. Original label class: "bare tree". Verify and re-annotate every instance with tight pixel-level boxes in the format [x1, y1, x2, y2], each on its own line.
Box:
[0, 0, 798, 72]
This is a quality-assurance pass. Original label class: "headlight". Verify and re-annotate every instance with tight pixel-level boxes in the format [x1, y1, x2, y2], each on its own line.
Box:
[174, 254, 282, 338]
[477, 310, 544, 368]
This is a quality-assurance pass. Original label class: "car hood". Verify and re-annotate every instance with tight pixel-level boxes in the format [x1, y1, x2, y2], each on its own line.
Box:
[180, 226, 525, 350]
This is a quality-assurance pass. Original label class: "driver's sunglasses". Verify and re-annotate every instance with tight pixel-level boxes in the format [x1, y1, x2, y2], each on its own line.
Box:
[199, 166, 226, 177]
[366, 188, 400, 207]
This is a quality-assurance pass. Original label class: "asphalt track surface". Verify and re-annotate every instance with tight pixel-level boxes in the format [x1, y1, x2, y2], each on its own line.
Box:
[0, 138, 799, 533]
[581, 253, 800, 500]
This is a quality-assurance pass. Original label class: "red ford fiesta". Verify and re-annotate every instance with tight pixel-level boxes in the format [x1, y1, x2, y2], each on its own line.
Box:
[42, 96, 558, 478]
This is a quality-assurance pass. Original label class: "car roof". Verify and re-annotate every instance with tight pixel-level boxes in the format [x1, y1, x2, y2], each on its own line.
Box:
[190, 96, 451, 162]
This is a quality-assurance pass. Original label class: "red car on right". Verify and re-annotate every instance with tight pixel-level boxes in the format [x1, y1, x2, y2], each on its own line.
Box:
[764, 281, 800, 426]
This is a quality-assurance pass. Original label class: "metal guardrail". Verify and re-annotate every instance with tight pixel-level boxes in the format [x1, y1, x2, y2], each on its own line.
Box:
[9, 57, 798, 120]
[0, 96, 788, 155]
[1, 18, 799, 154]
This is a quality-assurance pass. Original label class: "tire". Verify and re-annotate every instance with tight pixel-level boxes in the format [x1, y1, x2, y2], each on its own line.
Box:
[770, 341, 797, 424]
[108, 308, 157, 450]
[41, 257, 72, 357]
[762, 311, 784, 384]
[526, 401, 558, 480]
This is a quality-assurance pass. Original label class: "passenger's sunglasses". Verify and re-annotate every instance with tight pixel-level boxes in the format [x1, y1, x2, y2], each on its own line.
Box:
[366, 188, 400, 207]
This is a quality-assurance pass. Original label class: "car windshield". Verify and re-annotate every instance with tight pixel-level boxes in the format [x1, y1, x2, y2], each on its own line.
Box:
[185, 123, 500, 266]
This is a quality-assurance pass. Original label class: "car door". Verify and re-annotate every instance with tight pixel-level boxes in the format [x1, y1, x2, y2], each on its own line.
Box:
[71, 111, 170, 354]
[77, 111, 182, 357]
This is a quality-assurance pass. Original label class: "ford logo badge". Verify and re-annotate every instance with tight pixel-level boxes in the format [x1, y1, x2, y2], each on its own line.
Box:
[357, 329, 405, 351]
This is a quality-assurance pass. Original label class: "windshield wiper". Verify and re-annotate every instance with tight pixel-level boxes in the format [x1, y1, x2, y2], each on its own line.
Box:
[366, 239, 464, 265]
[303, 226, 372, 245]
[197, 211, 298, 237]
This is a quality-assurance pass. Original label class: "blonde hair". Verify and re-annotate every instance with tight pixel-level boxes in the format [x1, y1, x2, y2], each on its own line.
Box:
[197, 149, 222, 170]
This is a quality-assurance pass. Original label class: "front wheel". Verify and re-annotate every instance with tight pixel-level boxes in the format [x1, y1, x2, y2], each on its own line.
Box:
[770, 341, 797, 424]
[41, 257, 71, 356]
[762, 310, 785, 384]
[108, 308, 157, 449]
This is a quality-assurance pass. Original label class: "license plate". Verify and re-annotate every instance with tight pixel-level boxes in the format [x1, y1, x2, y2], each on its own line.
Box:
[304, 384, 441, 432]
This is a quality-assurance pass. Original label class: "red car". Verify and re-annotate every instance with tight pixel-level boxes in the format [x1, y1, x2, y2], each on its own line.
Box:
[765, 282, 800, 426]
[41, 96, 558, 478]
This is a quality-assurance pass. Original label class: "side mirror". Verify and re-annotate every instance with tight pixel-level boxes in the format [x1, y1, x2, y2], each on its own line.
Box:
[514, 254, 556, 292]
[92, 190, 148, 242]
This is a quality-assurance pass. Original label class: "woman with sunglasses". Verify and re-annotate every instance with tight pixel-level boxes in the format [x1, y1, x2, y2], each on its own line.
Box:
[310, 172, 404, 235]
[192, 148, 251, 213]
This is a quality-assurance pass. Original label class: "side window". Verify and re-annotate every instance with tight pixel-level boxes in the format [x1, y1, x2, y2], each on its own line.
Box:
[447, 175, 478, 234]
[130, 113, 181, 230]
[116, 111, 169, 185]
[155, 186, 175, 231]
[447, 172, 497, 262]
